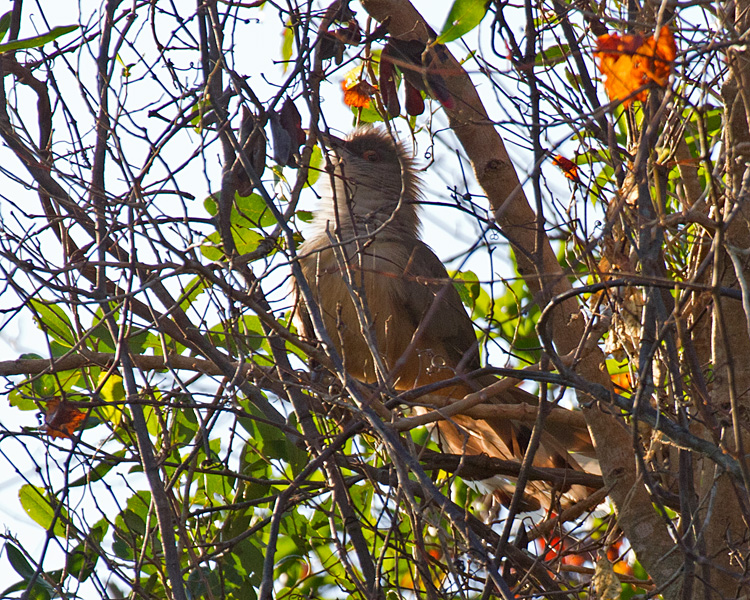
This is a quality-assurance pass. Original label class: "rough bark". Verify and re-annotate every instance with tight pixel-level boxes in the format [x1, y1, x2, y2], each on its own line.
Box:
[699, 0, 750, 593]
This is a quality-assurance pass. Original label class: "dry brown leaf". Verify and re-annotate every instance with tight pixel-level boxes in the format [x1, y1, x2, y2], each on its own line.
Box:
[42, 397, 86, 439]
[552, 154, 580, 182]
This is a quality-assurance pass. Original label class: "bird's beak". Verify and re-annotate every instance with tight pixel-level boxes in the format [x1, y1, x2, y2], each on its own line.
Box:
[316, 129, 346, 148]
[315, 130, 349, 167]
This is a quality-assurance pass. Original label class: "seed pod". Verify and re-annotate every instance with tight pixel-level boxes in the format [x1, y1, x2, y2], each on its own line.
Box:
[386, 38, 456, 110]
[319, 33, 338, 61]
[424, 44, 455, 109]
[425, 72, 455, 109]
[232, 107, 266, 196]
[269, 113, 292, 166]
[404, 80, 424, 116]
[379, 43, 400, 117]
[279, 97, 306, 148]
[386, 38, 426, 93]
[335, 19, 361, 45]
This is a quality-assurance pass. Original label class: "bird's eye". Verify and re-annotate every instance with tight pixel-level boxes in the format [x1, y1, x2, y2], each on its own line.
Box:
[362, 150, 380, 162]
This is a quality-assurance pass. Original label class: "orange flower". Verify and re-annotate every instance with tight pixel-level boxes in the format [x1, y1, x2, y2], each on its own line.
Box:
[42, 397, 86, 439]
[595, 26, 676, 106]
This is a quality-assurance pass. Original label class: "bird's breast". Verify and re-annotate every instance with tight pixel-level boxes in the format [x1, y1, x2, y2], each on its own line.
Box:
[297, 237, 460, 390]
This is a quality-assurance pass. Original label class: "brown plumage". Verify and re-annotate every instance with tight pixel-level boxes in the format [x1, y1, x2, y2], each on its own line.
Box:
[295, 127, 594, 509]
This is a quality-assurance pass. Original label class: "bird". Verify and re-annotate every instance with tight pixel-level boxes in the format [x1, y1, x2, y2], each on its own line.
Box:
[294, 127, 594, 509]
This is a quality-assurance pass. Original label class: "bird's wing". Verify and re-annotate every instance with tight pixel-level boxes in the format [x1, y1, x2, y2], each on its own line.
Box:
[387, 238, 481, 370]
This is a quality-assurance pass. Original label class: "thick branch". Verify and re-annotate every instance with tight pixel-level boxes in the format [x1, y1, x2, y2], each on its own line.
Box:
[419, 449, 604, 488]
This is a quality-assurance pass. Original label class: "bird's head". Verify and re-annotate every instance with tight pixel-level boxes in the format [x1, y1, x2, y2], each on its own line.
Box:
[317, 127, 421, 236]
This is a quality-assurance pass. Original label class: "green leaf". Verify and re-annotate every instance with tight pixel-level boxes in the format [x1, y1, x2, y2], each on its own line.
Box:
[5, 543, 35, 580]
[9, 386, 37, 410]
[208, 315, 267, 354]
[143, 400, 161, 437]
[66, 521, 106, 584]
[140, 330, 180, 355]
[66, 547, 94, 582]
[126, 327, 150, 354]
[69, 454, 122, 487]
[305, 145, 323, 187]
[351, 103, 384, 124]
[489, 279, 540, 362]
[223, 547, 260, 598]
[203, 194, 219, 216]
[564, 67, 583, 91]
[0, 24, 77, 53]
[87, 310, 147, 354]
[176, 276, 208, 313]
[200, 211, 266, 259]
[0, 12, 12, 43]
[173, 405, 198, 444]
[0, 581, 29, 598]
[534, 43, 570, 67]
[234, 227, 265, 255]
[202, 467, 232, 500]
[115, 53, 135, 78]
[98, 373, 125, 404]
[187, 566, 221, 600]
[314, 542, 349, 582]
[28, 585, 52, 600]
[8, 356, 57, 409]
[97, 373, 125, 428]
[118, 494, 151, 537]
[30, 299, 76, 347]
[437, 0, 488, 44]
[237, 399, 293, 461]
[451, 270, 481, 305]
[234, 539, 265, 587]
[86, 306, 117, 352]
[191, 95, 211, 132]
[234, 193, 277, 228]
[111, 535, 133, 560]
[281, 20, 294, 73]
[200, 231, 225, 261]
[296, 210, 314, 223]
[451, 270, 490, 319]
[18, 484, 67, 537]
[141, 573, 161, 595]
